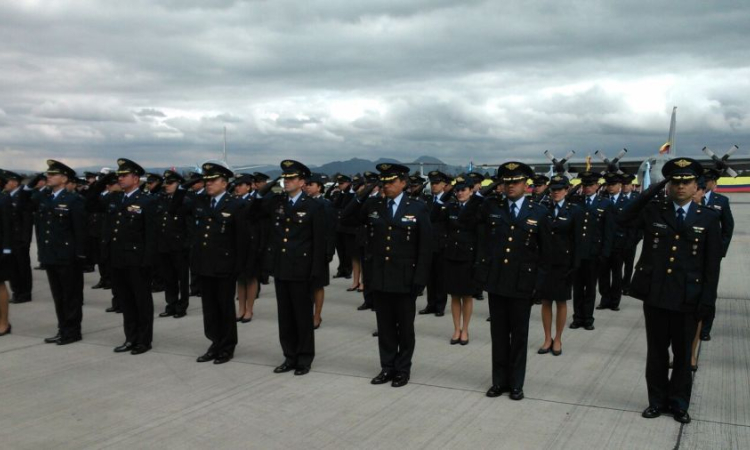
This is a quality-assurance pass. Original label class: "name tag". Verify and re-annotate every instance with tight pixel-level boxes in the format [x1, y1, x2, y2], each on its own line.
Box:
[221, 212, 232, 218]
[526, 219, 538, 226]
[127, 205, 142, 214]
[558, 217, 567, 221]
[653, 222, 667, 229]
[402, 215, 417, 223]
[692, 226, 704, 233]
[368, 212, 380, 219]
[489, 214, 502, 219]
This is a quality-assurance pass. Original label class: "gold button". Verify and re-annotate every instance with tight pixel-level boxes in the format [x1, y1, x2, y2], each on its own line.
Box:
[388, 226, 392, 230]
[283, 238, 288, 242]
[669, 257, 675, 262]
[584, 219, 588, 223]
[672, 246, 677, 251]
[282, 249, 286, 253]
[286, 218, 290, 222]
[285, 228, 290, 232]
[508, 237, 513, 242]
[582, 233, 586, 237]
[204, 234, 208, 237]
[675, 235, 680, 240]
[386, 246, 390, 251]
[505, 248, 510, 253]
[667, 269, 672, 274]
[387, 236, 391, 241]
[503, 259, 509, 264]
[510, 226, 515, 230]
[583, 226, 587, 230]
[385, 256, 390, 261]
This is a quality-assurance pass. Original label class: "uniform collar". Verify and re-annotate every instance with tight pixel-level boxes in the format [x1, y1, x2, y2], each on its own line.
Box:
[288, 191, 303, 205]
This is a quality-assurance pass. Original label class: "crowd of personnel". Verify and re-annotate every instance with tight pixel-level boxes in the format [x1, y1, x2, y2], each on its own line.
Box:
[0, 154, 734, 424]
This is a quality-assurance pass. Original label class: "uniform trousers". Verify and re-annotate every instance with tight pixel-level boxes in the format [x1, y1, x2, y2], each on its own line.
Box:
[373, 291, 416, 375]
[488, 294, 532, 389]
[112, 266, 154, 346]
[643, 304, 698, 411]
[598, 249, 624, 308]
[45, 263, 83, 339]
[275, 279, 315, 368]
[200, 275, 238, 355]
[426, 251, 447, 312]
[160, 250, 190, 314]
[10, 245, 32, 301]
[573, 258, 598, 326]
[622, 246, 637, 291]
[335, 233, 352, 276]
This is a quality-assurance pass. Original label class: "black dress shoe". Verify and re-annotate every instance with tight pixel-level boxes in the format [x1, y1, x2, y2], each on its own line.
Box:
[551, 343, 562, 356]
[435, 311, 445, 317]
[274, 363, 295, 373]
[173, 312, 186, 319]
[44, 333, 61, 344]
[371, 370, 394, 385]
[105, 306, 119, 313]
[130, 344, 152, 355]
[10, 297, 32, 304]
[595, 304, 607, 310]
[671, 409, 691, 424]
[240, 316, 252, 323]
[418, 307, 436, 315]
[641, 406, 662, 419]
[610, 306, 620, 311]
[159, 311, 174, 317]
[537, 343, 552, 354]
[473, 293, 484, 300]
[372, 331, 379, 337]
[357, 303, 371, 311]
[486, 316, 491, 322]
[691, 364, 698, 372]
[569, 322, 581, 329]
[486, 385, 506, 397]
[0, 324, 12, 336]
[294, 367, 310, 376]
[584, 324, 595, 331]
[57, 335, 82, 345]
[700, 333, 711, 341]
[450, 336, 461, 345]
[114, 342, 134, 353]
[509, 388, 524, 400]
[92, 281, 104, 289]
[197, 352, 216, 362]
[391, 373, 409, 388]
[213, 353, 233, 364]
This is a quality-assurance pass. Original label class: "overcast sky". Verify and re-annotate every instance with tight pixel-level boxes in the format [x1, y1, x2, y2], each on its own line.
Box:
[2, 0, 749, 171]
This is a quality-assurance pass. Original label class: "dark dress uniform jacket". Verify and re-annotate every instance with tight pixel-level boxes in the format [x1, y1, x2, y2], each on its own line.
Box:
[188, 193, 249, 278]
[426, 193, 448, 253]
[0, 194, 12, 253]
[704, 191, 734, 257]
[543, 201, 583, 268]
[32, 189, 87, 265]
[155, 193, 192, 253]
[262, 193, 326, 283]
[574, 195, 614, 259]
[100, 190, 157, 269]
[440, 195, 482, 262]
[476, 196, 549, 298]
[620, 198, 722, 313]
[343, 195, 432, 294]
[8, 189, 34, 249]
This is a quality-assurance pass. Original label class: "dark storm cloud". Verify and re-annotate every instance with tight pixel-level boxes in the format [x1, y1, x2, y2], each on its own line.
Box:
[1, 0, 749, 170]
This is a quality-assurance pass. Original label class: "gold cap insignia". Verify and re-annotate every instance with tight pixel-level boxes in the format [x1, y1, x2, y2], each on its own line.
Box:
[675, 159, 691, 168]
[505, 163, 519, 170]
[282, 160, 294, 167]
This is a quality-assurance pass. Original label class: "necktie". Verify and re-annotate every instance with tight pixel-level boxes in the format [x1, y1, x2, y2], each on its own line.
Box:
[586, 197, 592, 208]
[701, 197, 706, 206]
[211, 198, 217, 209]
[676, 207, 685, 228]
[555, 204, 561, 217]
[510, 202, 517, 218]
[288, 199, 294, 209]
[388, 199, 395, 218]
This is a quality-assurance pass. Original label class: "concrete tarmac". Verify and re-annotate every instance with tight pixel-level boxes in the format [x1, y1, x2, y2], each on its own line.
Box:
[1, 196, 749, 449]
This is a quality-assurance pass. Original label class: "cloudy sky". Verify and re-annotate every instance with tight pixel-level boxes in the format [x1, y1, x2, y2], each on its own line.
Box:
[1, 0, 749, 171]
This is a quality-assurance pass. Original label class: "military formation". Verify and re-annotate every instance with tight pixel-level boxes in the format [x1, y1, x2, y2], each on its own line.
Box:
[0, 155, 735, 425]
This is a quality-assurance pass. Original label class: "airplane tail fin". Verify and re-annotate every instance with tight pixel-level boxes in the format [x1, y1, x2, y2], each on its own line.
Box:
[660, 106, 677, 155]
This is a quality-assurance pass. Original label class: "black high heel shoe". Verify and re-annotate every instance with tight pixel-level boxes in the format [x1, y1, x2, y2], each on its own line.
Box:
[346, 284, 361, 292]
[537, 341, 552, 354]
[0, 324, 11, 336]
[450, 331, 461, 345]
[551, 340, 562, 356]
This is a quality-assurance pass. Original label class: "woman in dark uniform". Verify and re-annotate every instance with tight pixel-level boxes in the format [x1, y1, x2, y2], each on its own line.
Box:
[234, 174, 261, 323]
[440, 177, 482, 345]
[536, 175, 582, 356]
[0, 186, 13, 336]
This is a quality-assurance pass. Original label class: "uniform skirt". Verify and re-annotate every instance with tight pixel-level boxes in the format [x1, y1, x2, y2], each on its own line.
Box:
[534, 264, 572, 301]
[445, 259, 474, 297]
[0, 254, 13, 282]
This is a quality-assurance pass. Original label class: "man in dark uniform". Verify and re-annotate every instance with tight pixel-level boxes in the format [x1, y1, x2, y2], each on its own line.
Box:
[251, 172, 270, 199]
[186, 172, 206, 297]
[1, 171, 34, 304]
[620, 158, 721, 424]
[354, 171, 382, 312]
[144, 173, 165, 293]
[332, 174, 355, 279]
[28, 161, 87, 345]
[621, 173, 641, 294]
[530, 175, 551, 206]
[698, 168, 734, 341]
[180, 163, 248, 364]
[155, 170, 192, 319]
[262, 160, 326, 376]
[96, 159, 157, 355]
[420, 170, 449, 316]
[476, 162, 549, 400]
[570, 172, 614, 330]
[597, 172, 631, 311]
[98, 174, 120, 311]
[343, 163, 432, 388]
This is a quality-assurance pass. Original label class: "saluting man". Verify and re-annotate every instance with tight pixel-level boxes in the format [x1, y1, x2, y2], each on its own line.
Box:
[343, 163, 432, 388]
[98, 159, 158, 355]
[597, 172, 631, 311]
[619, 158, 721, 424]
[181, 163, 249, 365]
[1, 170, 34, 304]
[476, 162, 549, 400]
[262, 160, 326, 376]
